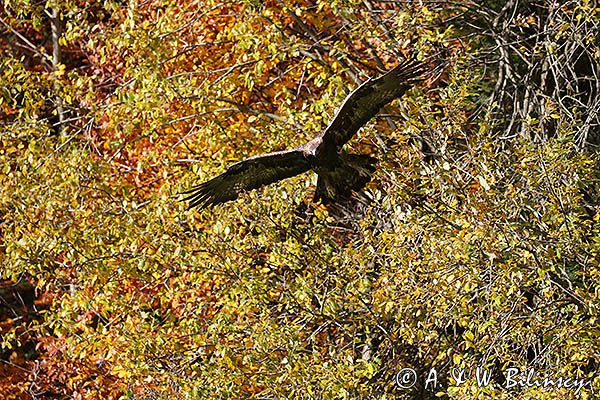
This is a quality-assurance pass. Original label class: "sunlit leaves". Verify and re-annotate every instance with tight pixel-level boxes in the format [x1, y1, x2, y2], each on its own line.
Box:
[1, 0, 599, 399]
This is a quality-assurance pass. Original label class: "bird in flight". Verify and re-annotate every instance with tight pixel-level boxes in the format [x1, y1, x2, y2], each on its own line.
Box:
[183, 58, 434, 209]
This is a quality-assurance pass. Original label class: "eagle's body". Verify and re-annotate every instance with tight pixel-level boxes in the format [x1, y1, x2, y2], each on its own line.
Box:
[183, 59, 433, 209]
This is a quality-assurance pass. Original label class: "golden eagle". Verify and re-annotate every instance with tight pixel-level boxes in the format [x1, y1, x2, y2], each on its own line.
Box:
[184, 59, 431, 209]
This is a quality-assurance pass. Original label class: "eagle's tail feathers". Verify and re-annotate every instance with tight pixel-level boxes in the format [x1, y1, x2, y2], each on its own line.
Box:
[315, 154, 377, 203]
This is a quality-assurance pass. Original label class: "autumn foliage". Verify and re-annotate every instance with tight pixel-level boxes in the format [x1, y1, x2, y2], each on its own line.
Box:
[1, 0, 599, 399]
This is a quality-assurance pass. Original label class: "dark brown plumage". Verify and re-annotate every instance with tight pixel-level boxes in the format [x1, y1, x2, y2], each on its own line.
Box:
[183, 58, 432, 209]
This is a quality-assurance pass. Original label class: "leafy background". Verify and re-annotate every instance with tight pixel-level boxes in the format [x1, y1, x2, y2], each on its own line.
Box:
[1, 0, 599, 399]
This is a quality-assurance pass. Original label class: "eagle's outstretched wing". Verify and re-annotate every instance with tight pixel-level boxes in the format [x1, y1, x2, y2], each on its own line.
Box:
[182, 149, 311, 209]
[320, 59, 427, 150]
